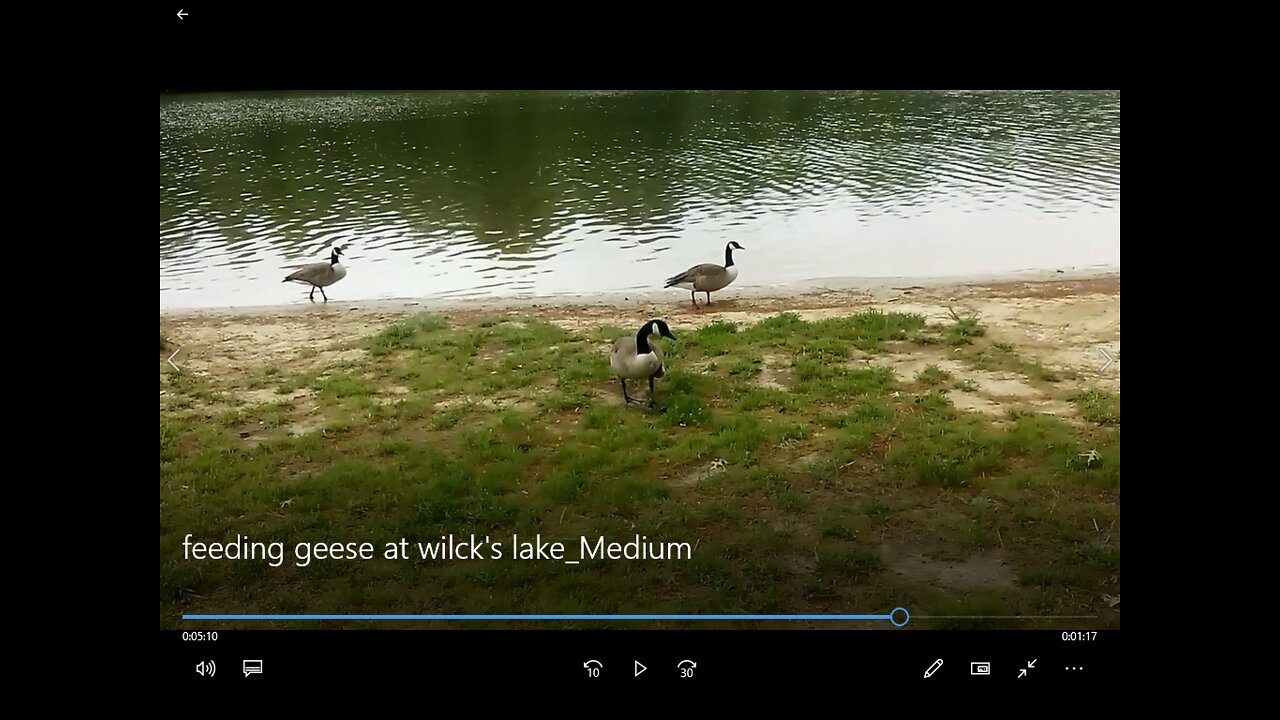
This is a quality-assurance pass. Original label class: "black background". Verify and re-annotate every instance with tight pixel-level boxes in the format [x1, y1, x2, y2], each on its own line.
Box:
[166, 630, 1117, 686]
[158, 6, 1123, 691]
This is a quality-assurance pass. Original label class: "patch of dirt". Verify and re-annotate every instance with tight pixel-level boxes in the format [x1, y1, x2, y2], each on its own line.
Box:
[867, 349, 1084, 424]
[979, 376, 1040, 398]
[949, 391, 1005, 416]
[315, 348, 368, 365]
[592, 379, 672, 409]
[756, 354, 793, 390]
[434, 394, 539, 412]
[861, 354, 969, 379]
[947, 294, 1120, 394]
[591, 385, 627, 407]
[881, 541, 1017, 590]
[239, 388, 313, 405]
[690, 359, 717, 374]
[674, 459, 729, 488]
[372, 385, 414, 406]
[239, 408, 327, 448]
[159, 311, 398, 384]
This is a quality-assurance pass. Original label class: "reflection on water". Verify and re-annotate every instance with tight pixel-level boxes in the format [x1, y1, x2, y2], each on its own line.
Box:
[159, 90, 1119, 309]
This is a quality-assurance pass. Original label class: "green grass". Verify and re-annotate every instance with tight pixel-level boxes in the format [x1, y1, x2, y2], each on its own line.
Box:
[916, 365, 953, 387]
[160, 311, 1119, 629]
[1071, 389, 1120, 426]
[946, 308, 985, 345]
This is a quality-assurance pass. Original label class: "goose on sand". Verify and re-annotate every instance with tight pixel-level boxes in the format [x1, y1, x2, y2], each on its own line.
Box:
[663, 241, 744, 307]
[610, 318, 677, 408]
[283, 246, 347, 302]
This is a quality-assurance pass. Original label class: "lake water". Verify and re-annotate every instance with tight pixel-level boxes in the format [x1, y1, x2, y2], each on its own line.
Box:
[159, 90, 1120, 310]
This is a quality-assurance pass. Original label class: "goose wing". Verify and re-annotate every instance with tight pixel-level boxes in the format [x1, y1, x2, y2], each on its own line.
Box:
[284, 262, 330, 283]
[664, 263, 721, 288]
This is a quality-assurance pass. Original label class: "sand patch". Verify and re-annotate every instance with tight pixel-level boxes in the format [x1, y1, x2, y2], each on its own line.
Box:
[160, 311, 395, 383]
[161, 276, 1119, 422]
[866, 348, 1085, 424]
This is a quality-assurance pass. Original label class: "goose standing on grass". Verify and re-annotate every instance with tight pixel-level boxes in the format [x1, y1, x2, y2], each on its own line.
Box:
[610, 318, 677, 409]
[664, 241, 744, 307]
[283, 246, 347, 302]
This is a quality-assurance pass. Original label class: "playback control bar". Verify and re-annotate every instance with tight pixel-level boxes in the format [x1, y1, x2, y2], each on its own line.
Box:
[166, 630, 1117, 686]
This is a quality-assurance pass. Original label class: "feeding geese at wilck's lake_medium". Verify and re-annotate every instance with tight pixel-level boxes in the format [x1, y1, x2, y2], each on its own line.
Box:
[664, 241, 744, 307]
[610, 318, 677, 409]
[283, 245, 347, 302]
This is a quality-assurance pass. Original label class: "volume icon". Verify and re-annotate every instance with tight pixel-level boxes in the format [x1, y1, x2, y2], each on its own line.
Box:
[196, 659, 216, 677]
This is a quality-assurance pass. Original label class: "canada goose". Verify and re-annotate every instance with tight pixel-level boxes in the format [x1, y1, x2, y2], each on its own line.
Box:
[664, 241, 744, 307]
[610, 318, 677, 408]
[283, 246, 347, 302]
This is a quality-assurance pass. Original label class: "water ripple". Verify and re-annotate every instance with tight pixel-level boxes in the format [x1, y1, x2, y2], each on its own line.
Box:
[161, 90, 1119, 308]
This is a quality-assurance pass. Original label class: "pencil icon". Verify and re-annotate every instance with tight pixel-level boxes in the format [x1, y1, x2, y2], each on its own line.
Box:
[924, 659, 944, 678]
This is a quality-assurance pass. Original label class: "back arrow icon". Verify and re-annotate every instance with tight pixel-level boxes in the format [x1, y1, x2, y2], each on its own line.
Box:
[168, 347, 181, 372]
[177, 9, 188, 19]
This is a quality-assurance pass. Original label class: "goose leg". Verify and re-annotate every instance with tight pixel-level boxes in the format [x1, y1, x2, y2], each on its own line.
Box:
[320, 287, 328, 302]
[309, 287, 316, 302]
[706, 292, 712, 305]
[648, 376, 664, 412]
[621, 379, 640, 404]
[690, 290, 698, 307]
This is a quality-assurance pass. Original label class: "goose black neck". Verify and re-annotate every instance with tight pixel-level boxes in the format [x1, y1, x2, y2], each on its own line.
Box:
[635, 321, 654, 355]
[330, 252, 340, 265]
[724, 243, 735, 268]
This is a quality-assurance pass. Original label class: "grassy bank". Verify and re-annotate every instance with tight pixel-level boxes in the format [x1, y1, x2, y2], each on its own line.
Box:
[159, 307, 1120, 629]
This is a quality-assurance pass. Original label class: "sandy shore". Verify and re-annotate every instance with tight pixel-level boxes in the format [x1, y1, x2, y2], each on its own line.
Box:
[160, 272, 1120, 396]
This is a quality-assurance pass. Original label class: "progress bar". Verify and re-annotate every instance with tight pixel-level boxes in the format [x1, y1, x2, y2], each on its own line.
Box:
[184, 608, 910, 625]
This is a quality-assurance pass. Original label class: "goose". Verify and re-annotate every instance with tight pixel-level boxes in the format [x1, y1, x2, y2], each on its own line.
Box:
[664, 241, 744, 307]
[283, 246, 347, 302]
[610, 318, 677, 408]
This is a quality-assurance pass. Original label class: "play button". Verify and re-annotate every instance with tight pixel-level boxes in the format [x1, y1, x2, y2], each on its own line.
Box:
[634, 660, 647, 677]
